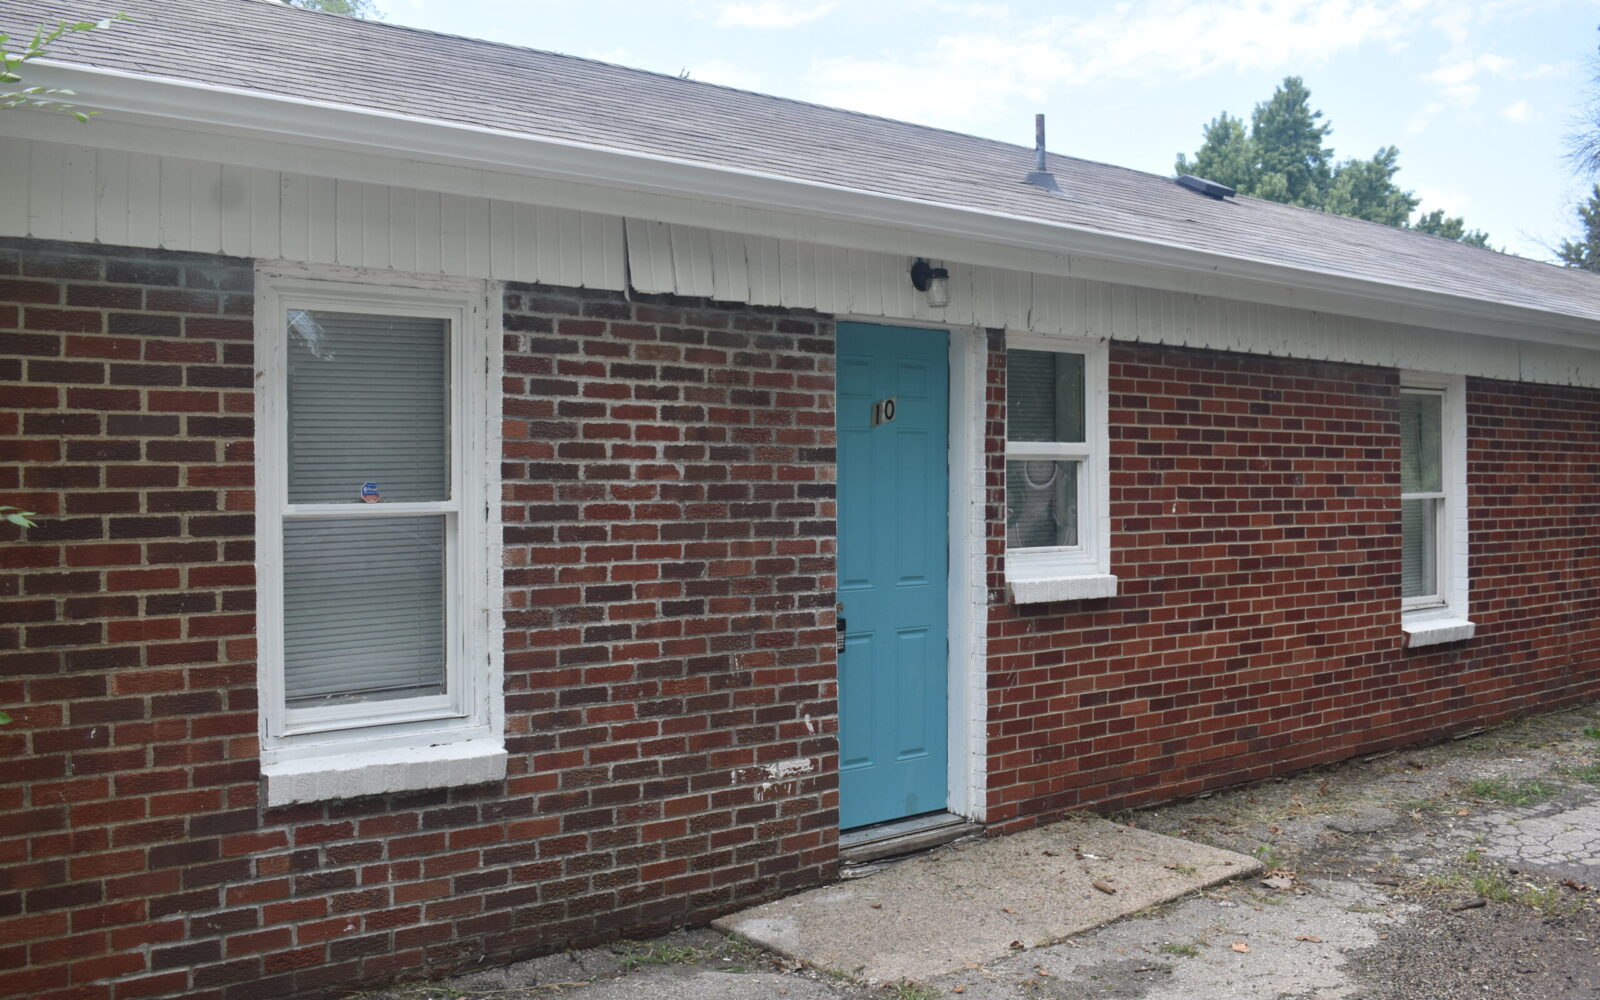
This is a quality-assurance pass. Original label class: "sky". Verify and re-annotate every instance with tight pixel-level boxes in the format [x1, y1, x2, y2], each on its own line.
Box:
[381, 0, 1600, 263]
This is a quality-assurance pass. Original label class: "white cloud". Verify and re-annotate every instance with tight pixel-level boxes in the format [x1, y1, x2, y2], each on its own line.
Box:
[1406, 100, 1445, 135]
[1500, 99, 1532, 123]
[715, 1, 836, 29]
[803, 0, 1445, 130]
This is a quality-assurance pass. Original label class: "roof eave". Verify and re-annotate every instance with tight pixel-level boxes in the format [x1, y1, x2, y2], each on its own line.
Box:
[22, 58, 1600, 343]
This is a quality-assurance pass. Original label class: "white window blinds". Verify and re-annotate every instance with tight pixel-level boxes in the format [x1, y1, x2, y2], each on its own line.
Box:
[287, 310, 450, 504]
[283, 516, 447, 706]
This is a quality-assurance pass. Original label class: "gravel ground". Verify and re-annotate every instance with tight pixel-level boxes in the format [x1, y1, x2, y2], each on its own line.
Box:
[351, 700, 1600, 1000]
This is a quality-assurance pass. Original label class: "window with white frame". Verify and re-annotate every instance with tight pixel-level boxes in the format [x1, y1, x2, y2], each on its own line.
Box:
[255, 269, 504, 805]
[1398, 375, 1473, 646]
[1003, 335, 1115, 603]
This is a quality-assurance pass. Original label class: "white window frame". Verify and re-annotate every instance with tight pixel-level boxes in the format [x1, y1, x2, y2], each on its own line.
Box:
[1399, 372, 1473, 647]
[254, 264, 505, 804]
[1003, 333, 1116, 603]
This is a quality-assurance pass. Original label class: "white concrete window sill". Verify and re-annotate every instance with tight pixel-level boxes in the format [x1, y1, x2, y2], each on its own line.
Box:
[262, 740, 507, 807]
[1402, 614, 1476, 648]
[1007, 572, 1118, 605]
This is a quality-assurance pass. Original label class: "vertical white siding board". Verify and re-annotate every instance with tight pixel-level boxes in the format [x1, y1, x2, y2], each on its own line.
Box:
[438, 192, 468, 277]
[334, 179, 363, 266]
[969, 265, 997, 329]
[388, 186, 418, 273]
[28, 141, 65, 240]
[578, 211, 608, 289]
[706, 230, 744, 303]
[278, 172, 309, 264]
[624, 219, 671, 294]
[669, 224, 714, 298]
[363, 182, 392, 270]
[510, 202, 536, 284]
[218, 164, 253, 258]
[59, 144, 97, 243]
[467, 196, 492, 279]
[0, 139, 28, 237]
[744, 234, 781, 306]
[533, 205, 560, 285]
[601, 215, 627, 290]
[94, 148, 129, 247]
[306, 175, 337, 264]
[190, 160, 224, 253]
[558, 207, 585, 287]
[487, 198, 514, 280]
[842, 248, 869, 316]
[158, 156, 192, 251]
[249, 168, 281, 259]
[415, 190, 442, 273]
[778, 238, 805, 309]
[827, 244, 853, 317]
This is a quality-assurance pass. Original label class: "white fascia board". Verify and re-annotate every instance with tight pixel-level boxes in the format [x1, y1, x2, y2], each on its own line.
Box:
[20, 59, 1600, 345]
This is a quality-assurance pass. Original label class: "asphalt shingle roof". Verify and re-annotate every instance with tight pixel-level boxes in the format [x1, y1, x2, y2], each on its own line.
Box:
[6, 0, 1600, 324]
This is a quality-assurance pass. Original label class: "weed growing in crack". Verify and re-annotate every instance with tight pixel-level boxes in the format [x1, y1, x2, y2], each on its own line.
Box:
[1462, 777, 1559, 805]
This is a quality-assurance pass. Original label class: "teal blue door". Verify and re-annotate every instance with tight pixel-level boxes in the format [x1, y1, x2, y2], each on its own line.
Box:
[836, 322, 950, 831]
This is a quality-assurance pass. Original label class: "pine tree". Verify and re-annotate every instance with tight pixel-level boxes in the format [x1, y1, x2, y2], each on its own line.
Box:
[1176, 77, 1491, 247]
[1556, 184, 1600, 272]
[1249, 77, 1333, 208]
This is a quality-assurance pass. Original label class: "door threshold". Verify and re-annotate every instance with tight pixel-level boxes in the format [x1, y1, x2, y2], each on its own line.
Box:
[839, 811, 982, 866]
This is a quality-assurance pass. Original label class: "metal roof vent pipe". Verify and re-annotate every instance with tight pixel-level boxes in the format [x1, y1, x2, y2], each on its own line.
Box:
[1023, 113, 1061, 193]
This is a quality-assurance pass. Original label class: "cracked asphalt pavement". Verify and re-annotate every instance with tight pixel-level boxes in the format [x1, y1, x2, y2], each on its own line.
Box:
[355, 701, 1600, 1000]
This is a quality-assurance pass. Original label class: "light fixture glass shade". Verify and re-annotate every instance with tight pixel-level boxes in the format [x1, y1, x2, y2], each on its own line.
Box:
[925, 274, 950, 308]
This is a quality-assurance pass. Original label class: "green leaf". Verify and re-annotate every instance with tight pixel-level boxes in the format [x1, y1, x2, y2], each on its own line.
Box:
[0, 710, 12, 726]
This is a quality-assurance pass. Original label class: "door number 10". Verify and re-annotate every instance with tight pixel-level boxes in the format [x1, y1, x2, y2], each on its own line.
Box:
[871, 397, 898, 427]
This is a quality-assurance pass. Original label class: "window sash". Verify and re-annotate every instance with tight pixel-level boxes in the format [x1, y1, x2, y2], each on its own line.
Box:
[259, 280, 480, 748]
[1399, 387, 1449, 610]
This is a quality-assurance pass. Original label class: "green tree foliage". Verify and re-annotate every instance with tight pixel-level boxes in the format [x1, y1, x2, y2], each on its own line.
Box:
[1556, 184, 1600, 272]
[1176, 76, 1491, 247]
[2, 16, 124, 120]
[1249, 76, 1333, 208]
[1175, 112, 1254, 193]
[281, 0, 382, 18]
[1412, 209, 1491, 249]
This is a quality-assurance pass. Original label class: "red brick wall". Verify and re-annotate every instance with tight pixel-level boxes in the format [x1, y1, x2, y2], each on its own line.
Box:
[1, 241, 840, 1000]
[0, 238, 259, 1000]
[982, 342, 1600, 831]
[495, 284, 839, 938]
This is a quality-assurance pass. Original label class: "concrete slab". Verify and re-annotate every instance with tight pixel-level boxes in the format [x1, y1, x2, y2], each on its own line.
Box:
[713, 817, 1262, 984]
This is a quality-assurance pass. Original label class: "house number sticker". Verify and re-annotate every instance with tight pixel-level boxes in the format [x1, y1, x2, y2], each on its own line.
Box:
[871, 397, 897, 427]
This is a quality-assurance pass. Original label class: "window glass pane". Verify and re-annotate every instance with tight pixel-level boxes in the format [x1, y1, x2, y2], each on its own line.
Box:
[1401, 498, 1438, 599]
[283, 515, 446, 708]
[1006, 460, 1078, 548]
[1007, 349, 1084, 443]
[288, 310, 450, 503]
[1399, 392, 1441, 494]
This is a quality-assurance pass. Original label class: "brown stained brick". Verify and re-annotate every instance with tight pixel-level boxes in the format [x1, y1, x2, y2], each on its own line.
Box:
[23, 309, 103, 334]
[65, 284, 143, 309]
[1, 332, 63, 357]
[108, 312, 181, 337]
[63, 335, 143, 360]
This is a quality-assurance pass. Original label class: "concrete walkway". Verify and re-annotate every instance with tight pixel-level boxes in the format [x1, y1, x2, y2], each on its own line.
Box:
[712, 817, 1262, 983]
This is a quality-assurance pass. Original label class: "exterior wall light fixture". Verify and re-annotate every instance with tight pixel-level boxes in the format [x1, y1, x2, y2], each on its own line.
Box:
[910, 258, 951, 308]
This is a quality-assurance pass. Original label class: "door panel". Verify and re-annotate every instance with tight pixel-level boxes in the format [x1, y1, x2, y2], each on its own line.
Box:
[836, 322, 949, 830]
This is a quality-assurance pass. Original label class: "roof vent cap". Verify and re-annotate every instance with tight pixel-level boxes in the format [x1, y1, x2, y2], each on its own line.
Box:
[1176, 174, 1236, 200]
[1023, 114, 1061, 193]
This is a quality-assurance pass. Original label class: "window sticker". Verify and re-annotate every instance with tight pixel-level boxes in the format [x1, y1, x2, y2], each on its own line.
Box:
[360, 481, 380, 503]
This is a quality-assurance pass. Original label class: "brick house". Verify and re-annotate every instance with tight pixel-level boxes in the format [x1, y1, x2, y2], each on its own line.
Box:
[3, 0, 1600, 997]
